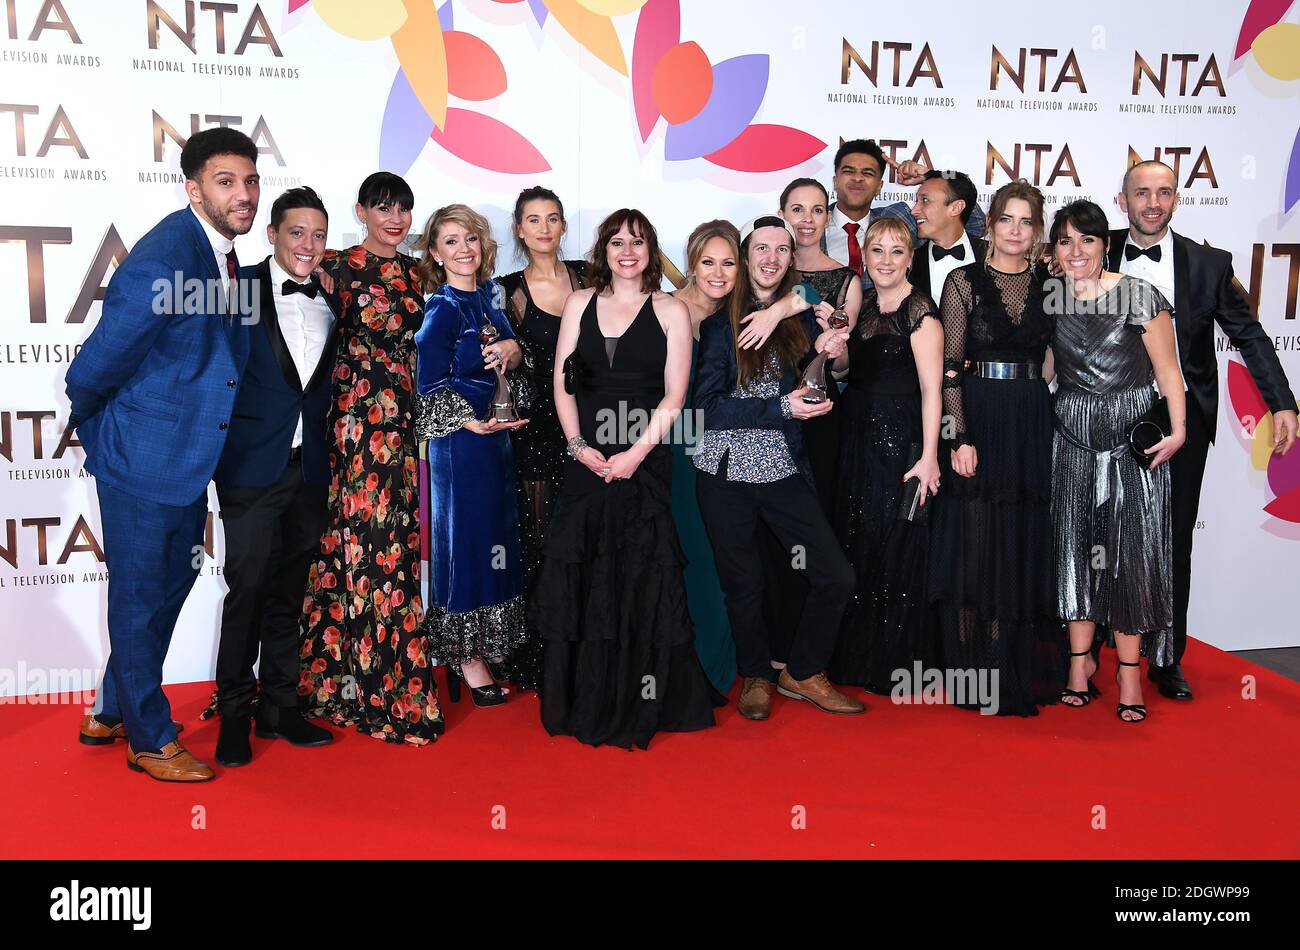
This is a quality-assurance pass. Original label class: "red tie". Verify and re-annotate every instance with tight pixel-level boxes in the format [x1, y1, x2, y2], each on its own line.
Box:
[843, 222, 863, 276]
[224, 249, 238, 322]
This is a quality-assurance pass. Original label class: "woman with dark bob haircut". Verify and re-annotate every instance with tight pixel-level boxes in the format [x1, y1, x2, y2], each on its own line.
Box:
[299, 172, 449, 743]
[529, 208, 723, 749]
[1045, 199, 1186, 724]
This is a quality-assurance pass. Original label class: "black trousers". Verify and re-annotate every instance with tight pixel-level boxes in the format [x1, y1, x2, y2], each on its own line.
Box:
[215, 461, 328, 716]
[1167, 401, 1211, 668]
[696, 467, 854, 682]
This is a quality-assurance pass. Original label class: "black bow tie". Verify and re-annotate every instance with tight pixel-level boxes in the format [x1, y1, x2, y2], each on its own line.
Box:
[1125, 243, 1162, 263]
[932, 243, 965, 262]
[281, 278, 318, 299]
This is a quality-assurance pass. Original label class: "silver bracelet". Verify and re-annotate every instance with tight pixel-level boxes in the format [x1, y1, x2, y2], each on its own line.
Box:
[566, 436, 588, 459]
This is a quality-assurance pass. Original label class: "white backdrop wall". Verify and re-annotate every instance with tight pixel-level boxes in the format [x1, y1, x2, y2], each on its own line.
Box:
[2, 0, 1299, 697]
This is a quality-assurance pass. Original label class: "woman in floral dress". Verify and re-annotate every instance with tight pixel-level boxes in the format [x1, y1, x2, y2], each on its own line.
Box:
[298, 172, 444, 744]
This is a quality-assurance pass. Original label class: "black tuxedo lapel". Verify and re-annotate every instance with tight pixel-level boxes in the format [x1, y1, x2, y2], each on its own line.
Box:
[257, 257, 304, 392]
[1171, 231, 1193, 363]
[303, 292, 341, 394]
[1107, 229, 1127, 272]
[912, 241, 932, 297]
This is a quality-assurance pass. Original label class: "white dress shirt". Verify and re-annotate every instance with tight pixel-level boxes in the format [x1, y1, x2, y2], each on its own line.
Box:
[269, 257, 333, 447]
[1118, 228, 1184, 391]
[1118, 228, 1176, 311]
[927, 231, 973, 302]
[190, 205, 235, 301]
[825, 205, 869, 268]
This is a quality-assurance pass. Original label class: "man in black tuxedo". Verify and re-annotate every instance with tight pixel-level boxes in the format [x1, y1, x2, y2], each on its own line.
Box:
[1107, 160, 1297, 700]
[212, 186, 340, 765]
[909, 170, 988, 302]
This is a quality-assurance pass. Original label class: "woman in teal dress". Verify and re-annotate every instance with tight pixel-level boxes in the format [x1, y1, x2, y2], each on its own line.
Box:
[671, 220, 741, 692]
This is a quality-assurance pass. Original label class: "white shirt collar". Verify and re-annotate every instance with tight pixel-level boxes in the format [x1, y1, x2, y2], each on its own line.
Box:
[1125, 228, 1173, 258]
[932, 230, 972, 256]
[268, 256, 296, 292]
[190, 205, 234, 256]
[832, 204, 869, 230]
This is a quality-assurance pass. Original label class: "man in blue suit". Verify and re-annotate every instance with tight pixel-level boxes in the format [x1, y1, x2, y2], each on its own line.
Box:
[212, 187, 339, 766]
[66, 128, 260, 782]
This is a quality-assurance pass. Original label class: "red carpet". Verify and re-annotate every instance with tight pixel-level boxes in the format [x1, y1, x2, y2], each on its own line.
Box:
[3, 639, 1299, 859]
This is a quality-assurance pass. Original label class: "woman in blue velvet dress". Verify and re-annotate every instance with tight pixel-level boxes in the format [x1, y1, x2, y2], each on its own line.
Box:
[414, 204, 528, 707]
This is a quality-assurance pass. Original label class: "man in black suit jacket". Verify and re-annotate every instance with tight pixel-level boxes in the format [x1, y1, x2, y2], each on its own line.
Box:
[909, 170, 989, 303]
[1108, 160, 1297, 700]
[211, 187, 341, 765]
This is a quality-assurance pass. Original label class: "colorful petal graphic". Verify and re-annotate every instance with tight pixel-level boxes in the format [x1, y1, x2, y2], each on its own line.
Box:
[652, 42, 712, 123]
[379, 68, 435, 174]
[576, 0, 647, 13]
[392, 0, 449, 129]
[527, 0, 549, 25]
[1267, 435, 1300, 497]
[438, 0, 454, 31]
[1234, 0, 1294, 59]
[1263, 485, 1300, 523]
[1228, 359, 1269, 436]
[1287, 126, 1300, 214]
[631, 0, 679, 140]
[287, 0, 312, 12]
[444, 31, 508, 100]
[705, 124, 826, 172]
[1252, 412, 1278, 471]
[1252, 23, 1300, 80]
[543, 0, 628, 74]
[663, 54, 768, 161]
[430, 108, 551, 173]
[311, 0, 408, 39]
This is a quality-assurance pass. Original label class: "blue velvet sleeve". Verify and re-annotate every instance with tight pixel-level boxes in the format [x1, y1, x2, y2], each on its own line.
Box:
[415, 293, 480, 438]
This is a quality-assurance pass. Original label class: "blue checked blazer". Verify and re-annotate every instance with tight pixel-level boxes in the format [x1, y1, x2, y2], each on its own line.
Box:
[65, 207, 251, 507]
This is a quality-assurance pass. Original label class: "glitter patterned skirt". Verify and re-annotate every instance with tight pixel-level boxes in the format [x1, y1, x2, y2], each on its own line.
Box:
[1051, 385, 1174, 662]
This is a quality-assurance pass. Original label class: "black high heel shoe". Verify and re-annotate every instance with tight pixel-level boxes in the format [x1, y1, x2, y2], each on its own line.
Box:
[1061, 648, 1102, 707]
[450, 665, 508, 708]
[1115, 659, 1148, 723]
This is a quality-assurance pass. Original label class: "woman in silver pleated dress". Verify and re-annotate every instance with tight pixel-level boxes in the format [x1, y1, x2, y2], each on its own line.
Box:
[1046, 200, 1186, 724]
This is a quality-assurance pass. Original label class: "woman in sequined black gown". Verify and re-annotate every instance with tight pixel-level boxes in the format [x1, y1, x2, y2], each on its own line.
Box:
[828, 217, 944, 693]
[929, 181, 1067, 716]
[496, 187, 587, 690]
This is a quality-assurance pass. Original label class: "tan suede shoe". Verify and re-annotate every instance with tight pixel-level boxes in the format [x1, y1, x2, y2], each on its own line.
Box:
[80, 715, 184, 746]
[776, 669, 866, 715]
[126, 741, 215, 782]
[738, 677, 774, 720]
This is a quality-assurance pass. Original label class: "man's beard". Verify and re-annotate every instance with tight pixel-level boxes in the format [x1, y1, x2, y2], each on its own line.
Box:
[202, 194, 255, 238]
[1130, 208, 1172, 236]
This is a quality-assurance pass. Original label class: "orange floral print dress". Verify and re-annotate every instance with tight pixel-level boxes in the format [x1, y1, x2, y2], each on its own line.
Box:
[298, 246, 444, 744]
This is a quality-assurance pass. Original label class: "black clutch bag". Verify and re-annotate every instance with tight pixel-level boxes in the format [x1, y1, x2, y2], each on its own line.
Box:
[1126, 395, 1170, 469]
[563, 351, 589, 395]
[897, 442, 931, 524]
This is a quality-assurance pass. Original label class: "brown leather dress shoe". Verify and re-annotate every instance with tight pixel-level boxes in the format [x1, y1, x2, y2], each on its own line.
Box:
[738, 677, 774, 720]
[79, 715, 184, 746]
[126, 741, 215, 782]
[776, 669, 866, 715]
